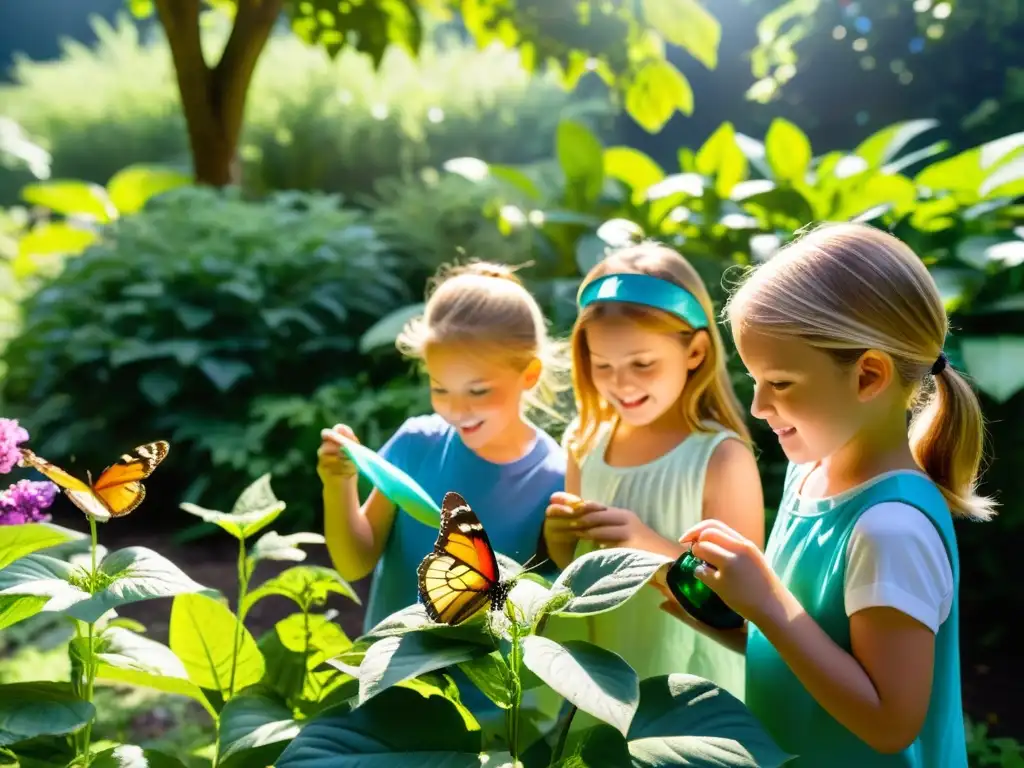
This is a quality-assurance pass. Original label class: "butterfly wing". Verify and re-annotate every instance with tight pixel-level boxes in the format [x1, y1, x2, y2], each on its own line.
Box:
[417, 491, 504, 625]
[19, 448, 114, 522]
[90, 441, 169, 518]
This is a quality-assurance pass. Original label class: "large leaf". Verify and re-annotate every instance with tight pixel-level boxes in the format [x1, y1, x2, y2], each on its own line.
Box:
[106, 165, 191, 215]
[0, 523, 76, 571]
[180, 473, 285, 540]
[457, 652, 511, 709]
[358, 302, 425, 354]
[0, 682, 95, 747]
[219, 693, 301, 762]
[552, 548, 672, 616]
[248, 531, 326, 566]
[695, 122, 748, 198]
[357, 631, 486, 705]
[764, 118, 812, 184]
[243, 565, 359, 616]
[626, 60, 694, 132]
[21, 180, 115, 221]
[556, 120, 604, 206]
[94, 626, 215, 718]
[90, 745, 189, 768]
[169, 593, 265, 697]
[642, 0, 720, 69]
[603, 148, 665, 205]
[274, 686, 482, 768]
[0, 595, 49, 631]
[959, 336, 1024, 404]
[521, 637, 638, 736]
[981, 156, 1024, 199]
[259, 613, 353, 704]
[854, 119, 939, 169]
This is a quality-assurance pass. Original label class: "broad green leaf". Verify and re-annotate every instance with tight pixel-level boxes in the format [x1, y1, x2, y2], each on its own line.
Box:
[915, 147, 984, 200]
[106, 165, 190, 215]
[358, 604, 494, 646]
[980, 156, 1024, 199]
[197, 357, 253, 392]
[91, 745, 188, 768]
[642, 0, 720, 69]
[249, 531, 326, 567]
[910, 196, 960, 232]
[854, 119, 939, 169]
[765, 118, 812, 184]
[219, 694, 301, 762]
[556, 120, 605, 206]
[357, 632, 485, 705]
[259, 613, 353, 703]
[0, 682, 95, 747]
[79, 547, 206, 623]
[831, 173, 918, 221]
[522, 637, 639, 736]
[458, 652, 511, 709]
[275, 686, 482, 768]
[955, 236, 1023, 271]
[169, 593, 265, 697]
[359, 303, 425, 354]
[626, 60, 694, 132]
[0, 523, 76, 571]
[695, 122, 748, 198]
[959, 336, 1024, 404]
[625, 674, 792, 767]
[180, 473, 285, 540]
[21, 180, 116, 222]
[980, 131, 1024, 169]
[552, 548, 672, 616]
[575, 234, 608, 276]
[0, 594, 49, 631]
[603, 148, 664, 204]
[94, 626, 215, 718]
[243, 565, 358, 616]
[16, 222, 98, 260]
[0, 554, 88, 626]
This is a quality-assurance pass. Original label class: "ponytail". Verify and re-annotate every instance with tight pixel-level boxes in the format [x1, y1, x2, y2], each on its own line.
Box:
[909, 365, 996, 521]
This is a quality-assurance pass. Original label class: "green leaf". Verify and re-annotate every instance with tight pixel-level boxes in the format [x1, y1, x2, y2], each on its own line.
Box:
[458, 652, 511, 709]
[249, 531, 326, 566]
[0, 523, 76, 571]
[219, 693, 301, 762]
[94, 626, 215, 718]
[695, 122, 748, 198]
[556, 120, 605, 206]
[358, 303, 424, 354]
[959, 336, 1024, 404]
[243, 565, 359, 616]
[625, 674, 792, 767]
[106, 165, 191, 215]
[357, 632, 486, 705]
[169, 593, 265, 697]
[603, 147, 664, 204]
[642, 0, 720, 69]
[197, 357, 253, 392]
[955, 236, 1022, 271]
[275, 686, 481, 768]
[21, 180, 116, 222]
[180, 473, 285, 541]
[0, 682, 95, 747]
[0, 595, 49, 631]
[626, 60, 694, 132]
[16, 222, 98, 261]
[765, 118, 812, 184]
[90, 745, 189, 768]
[854, 119, 939, 169]
[522, 637, 639, 736]
[259, 612, 353, 704]
[552, 548, 672, 616]
[981, 156, 1024, 199]
[127, 0, 154, 18]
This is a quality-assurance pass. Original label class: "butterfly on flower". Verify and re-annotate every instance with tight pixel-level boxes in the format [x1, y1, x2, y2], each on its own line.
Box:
[18, 441, 170, 522]
[417, 491, 514, 626]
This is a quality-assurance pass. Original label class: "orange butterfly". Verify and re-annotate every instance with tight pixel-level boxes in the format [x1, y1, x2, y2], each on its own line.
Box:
[18, 441, 169, 522]
[417, 491, 512, 626]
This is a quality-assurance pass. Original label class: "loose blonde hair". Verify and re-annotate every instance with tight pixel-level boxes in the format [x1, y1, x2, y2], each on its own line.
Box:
[568, 242, 752, 460]
[725, 221, 995, 521]
[397, 260, 571, 425]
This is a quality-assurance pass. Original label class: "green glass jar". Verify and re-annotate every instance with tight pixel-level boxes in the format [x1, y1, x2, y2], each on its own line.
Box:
[665, 551, 744, 631]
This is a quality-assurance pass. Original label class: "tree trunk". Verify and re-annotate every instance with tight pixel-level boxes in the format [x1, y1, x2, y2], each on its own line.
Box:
[155, 0, 283, 187]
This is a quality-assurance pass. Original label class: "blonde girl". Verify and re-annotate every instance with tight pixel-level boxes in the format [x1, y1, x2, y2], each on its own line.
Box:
[542, 242, 764, 702]
[670, 222, 990, 766]
[319, 261, 569, 629]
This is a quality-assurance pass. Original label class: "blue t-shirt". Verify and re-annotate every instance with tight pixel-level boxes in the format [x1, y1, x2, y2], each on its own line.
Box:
[362, 413, 567, 632]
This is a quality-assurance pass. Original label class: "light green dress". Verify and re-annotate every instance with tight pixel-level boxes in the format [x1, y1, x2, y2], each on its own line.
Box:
[535, 420, 748, 727]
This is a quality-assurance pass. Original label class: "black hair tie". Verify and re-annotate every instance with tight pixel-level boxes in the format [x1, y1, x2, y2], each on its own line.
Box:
[930, 352, 948, 376]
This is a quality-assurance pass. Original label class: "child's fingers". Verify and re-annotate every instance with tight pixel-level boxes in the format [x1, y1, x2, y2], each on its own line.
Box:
[689, 540, 733, 570]
[549, 491, 581, 507]
[678, 518, 742, 546]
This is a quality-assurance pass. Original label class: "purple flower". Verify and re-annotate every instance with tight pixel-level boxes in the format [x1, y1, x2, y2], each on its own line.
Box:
[0, 418, 29, 474]
[0, 479, 59, 525]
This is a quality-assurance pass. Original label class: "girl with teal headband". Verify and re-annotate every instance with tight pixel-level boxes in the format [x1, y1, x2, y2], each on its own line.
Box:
[667, 222, 991, 766]
[541, 242, 764, 715]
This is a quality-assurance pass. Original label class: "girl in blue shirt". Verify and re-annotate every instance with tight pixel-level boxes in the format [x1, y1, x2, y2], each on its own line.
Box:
[665, 222, 993, 766]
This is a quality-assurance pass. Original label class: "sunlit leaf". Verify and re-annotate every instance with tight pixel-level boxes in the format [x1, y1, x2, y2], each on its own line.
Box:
[0, 682, 95, 746]
[21, 180, 116, 222]
[641, 0, 720, 69]
[106, 165, 191, 214]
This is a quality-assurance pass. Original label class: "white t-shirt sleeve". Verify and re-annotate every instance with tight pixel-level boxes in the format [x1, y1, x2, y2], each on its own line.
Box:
[844, 502, 954, 633]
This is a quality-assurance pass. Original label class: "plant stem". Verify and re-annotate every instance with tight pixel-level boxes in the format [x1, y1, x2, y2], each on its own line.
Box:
[506, 633, 523, 761]
[228, 537, 250, 699]
[551, 705, 578, 765]
[299, 607, 311, 703]
[78, 516, 100, 766]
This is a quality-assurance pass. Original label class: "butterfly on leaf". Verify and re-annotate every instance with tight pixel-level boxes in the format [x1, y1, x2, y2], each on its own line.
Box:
[417, 491, 514, 626]
[18, 441, 170, 523]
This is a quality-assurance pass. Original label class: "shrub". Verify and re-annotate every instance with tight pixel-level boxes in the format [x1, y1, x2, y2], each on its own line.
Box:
[1, 186, 410, 519]
[0, 14, 614, 205]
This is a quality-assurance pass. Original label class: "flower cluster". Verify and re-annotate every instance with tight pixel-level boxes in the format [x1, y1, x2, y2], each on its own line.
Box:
[0, 418, 59, 526]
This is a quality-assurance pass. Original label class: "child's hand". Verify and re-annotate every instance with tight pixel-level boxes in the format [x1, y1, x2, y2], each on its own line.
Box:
[678, 519, 781, 624]
[317, 424, 359, 483]
[544, 492, 604, 548]
[576, 506, 665, 552]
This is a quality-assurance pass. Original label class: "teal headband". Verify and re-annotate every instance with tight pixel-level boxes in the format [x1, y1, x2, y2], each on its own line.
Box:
[578, 273, 709, 330]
